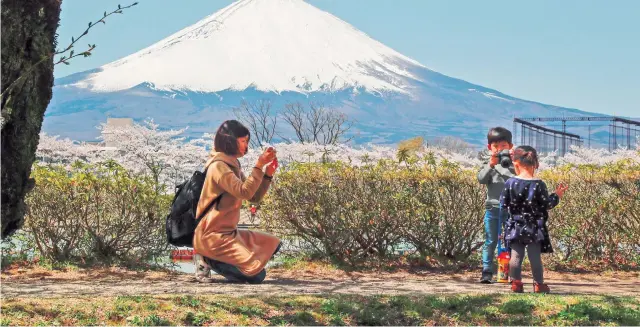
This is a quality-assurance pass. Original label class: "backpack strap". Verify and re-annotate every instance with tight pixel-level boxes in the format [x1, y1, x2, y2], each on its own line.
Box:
[196, 159, 233, 221]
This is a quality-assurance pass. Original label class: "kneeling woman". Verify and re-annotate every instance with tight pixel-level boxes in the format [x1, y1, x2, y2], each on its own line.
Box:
[193, 120, 281, 284]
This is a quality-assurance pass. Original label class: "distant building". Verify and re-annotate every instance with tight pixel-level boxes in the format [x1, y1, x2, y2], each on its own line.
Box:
[84, 141, 103, 146]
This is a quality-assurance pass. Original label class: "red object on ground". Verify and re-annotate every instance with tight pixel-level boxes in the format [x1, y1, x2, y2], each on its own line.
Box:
[171, 249, 194, 260]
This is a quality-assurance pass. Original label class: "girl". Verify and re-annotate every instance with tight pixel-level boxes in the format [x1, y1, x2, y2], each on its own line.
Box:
[500, 145, 568, 293]
[193, 120, 281, 284]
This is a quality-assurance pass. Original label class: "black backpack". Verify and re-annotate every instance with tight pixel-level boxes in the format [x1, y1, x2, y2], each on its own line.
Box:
[165, 161, 229, 247]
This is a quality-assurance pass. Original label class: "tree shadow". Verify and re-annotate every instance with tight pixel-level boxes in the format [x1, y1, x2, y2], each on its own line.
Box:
[547, 299, 640, 326]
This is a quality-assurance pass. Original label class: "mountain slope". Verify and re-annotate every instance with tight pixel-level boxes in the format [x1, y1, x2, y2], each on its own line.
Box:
[47, 0, 608, 146]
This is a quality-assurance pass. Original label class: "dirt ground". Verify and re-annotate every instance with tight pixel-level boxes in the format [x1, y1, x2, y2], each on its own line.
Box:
[1, 263, 638, 299]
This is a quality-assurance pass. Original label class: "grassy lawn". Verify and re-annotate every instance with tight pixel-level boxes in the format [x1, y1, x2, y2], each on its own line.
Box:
[1, 294, 638, 326]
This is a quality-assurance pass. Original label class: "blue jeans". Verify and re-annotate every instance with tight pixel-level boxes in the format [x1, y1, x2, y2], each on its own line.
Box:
[482, 207, 504, 272]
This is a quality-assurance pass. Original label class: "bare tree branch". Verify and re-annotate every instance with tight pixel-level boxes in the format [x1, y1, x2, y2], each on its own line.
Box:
[1, 2, 138, 101]
[233, 99, 277, 148]
[281, 101, 355, 145]
[281, 102, 307, 144]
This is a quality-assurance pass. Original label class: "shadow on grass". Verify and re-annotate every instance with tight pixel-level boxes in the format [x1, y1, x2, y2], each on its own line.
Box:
[266, 294, 506, 326]
[547, 296, 640, 326]
[264, 294, 639, 326]
[4, 293, 638, 326]
[270, 311, 319, 326]
[557, 302, 631, 325]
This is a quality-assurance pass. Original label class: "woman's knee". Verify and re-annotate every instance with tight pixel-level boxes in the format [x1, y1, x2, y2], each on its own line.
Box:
[207, 259, 266, 284]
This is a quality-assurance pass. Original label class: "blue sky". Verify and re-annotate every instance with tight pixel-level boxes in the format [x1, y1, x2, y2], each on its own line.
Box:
[54, 0, 640, 117]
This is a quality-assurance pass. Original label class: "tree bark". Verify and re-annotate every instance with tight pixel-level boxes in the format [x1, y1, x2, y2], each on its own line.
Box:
[1, 0, 61, 238]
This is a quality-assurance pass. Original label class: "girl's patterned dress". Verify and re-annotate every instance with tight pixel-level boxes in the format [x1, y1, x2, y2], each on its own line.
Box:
[500, 177, 559, 253]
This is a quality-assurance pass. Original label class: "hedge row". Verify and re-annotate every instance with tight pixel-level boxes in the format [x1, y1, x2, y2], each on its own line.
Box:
[261, 159, 640, 267]
[24, 161, 171, 265]
[22, 158, 640, 269]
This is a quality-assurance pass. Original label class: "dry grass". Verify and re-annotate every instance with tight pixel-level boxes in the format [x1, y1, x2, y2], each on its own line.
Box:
[2, 259, 638, 284]
[1, 261, 178, 282]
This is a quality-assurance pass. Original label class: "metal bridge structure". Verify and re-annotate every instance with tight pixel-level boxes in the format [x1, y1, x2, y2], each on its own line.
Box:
[513, 116, 640, 156]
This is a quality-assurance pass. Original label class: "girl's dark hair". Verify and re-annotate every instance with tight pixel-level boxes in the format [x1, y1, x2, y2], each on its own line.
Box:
[214, 120, 250, 155]
[487, 127, 513, 145]
[513, 145, 539, 168]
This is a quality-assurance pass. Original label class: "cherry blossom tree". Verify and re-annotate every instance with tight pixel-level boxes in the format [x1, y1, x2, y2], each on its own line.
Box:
[35, 121, 639, 195]
[559, 143, 640, 166]
[97, 119, 210, 191]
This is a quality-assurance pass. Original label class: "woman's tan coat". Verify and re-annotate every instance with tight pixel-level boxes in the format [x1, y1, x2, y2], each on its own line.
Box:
[193, 152, 280, 277]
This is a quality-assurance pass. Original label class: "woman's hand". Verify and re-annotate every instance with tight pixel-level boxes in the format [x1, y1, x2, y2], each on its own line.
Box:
[256, 147, 276, 168]
[555, 183, 569, 198]
[265, 157, 278, 177]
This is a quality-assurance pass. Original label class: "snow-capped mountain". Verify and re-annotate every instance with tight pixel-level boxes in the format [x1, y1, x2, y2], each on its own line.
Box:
[69, 0, 424, 95]
[46, 0, 608, 146]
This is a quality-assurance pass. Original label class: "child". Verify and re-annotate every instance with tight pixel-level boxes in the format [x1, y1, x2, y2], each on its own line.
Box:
[500, 146, 568, 293]
[477, 127, 515, 283]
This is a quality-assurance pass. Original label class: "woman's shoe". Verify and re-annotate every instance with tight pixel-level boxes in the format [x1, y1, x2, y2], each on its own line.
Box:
[194, 253, 214, 283]
[534, 282, 550, 293]
[511, 280, 524, 293]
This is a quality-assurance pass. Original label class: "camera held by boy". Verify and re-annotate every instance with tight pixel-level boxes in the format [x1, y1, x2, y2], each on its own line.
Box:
[500, 146, 568, 293]
[477, 127, 516, 283]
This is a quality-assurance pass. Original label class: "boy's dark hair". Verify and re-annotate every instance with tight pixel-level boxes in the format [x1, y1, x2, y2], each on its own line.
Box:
[513, 145, 539, 168]
[487, 127, 513, 144]
[214, 120, 251, 156]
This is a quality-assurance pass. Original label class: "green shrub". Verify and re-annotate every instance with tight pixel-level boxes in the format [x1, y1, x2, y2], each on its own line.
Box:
[403, 160, 485, 259]
[24, 161, 171, 265]
[20, 155, 640, 269]
[541, 159, 640, 266]
[261, 159, 485, 265]
[262, 158, 639, 267]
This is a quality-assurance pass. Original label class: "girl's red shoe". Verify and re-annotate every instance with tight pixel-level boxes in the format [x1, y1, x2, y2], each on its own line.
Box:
[511, 280, 524, 293]
[534, 282, 550, 293]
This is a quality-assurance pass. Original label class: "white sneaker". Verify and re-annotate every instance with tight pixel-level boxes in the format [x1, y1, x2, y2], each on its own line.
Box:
[193, 253, 214, 283]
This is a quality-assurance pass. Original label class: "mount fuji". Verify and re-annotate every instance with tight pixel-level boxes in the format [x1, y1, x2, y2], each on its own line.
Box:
[46, 0, 606, 146]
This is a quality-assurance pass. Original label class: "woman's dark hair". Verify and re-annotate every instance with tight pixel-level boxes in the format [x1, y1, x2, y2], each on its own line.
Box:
[214, 120, 250, 155]
[487, 127, 513, 145]
[513, 145, 539, 168]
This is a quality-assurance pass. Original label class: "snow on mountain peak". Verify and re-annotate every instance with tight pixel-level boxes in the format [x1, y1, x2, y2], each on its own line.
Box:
[71, 0, 426, 95]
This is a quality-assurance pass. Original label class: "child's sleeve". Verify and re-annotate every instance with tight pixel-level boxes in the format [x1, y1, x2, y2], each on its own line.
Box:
[500, 180, 511, 212]
[477, 162, 493, 185]
[540, 181, 560, 209]
[499, 181, 512, 235]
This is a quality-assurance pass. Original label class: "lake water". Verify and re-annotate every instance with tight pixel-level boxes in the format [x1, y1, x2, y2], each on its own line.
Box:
[170, 259, 197, 274]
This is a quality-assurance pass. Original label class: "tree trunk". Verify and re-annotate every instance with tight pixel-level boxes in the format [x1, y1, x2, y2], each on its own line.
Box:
[1, 0, 61, 239]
